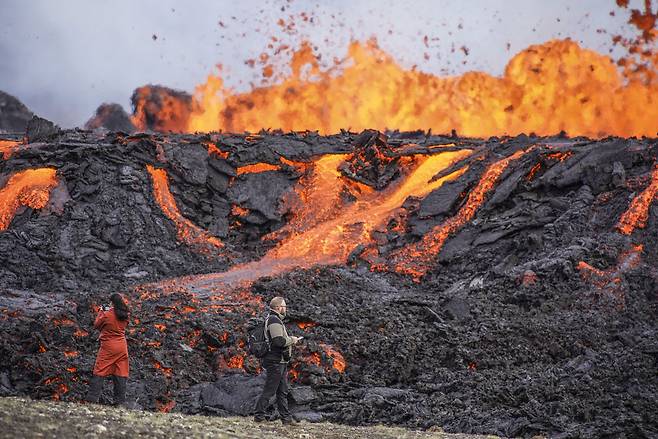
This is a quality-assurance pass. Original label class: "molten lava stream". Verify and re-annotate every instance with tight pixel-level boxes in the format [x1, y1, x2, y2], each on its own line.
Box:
[179, 150, 472, 295]
[0, 140, 21, 159]
[0, 168, 59, 231]
[265, 154, 348, 243]
[616, 165, 658, 235]
[388, 149, 530, 279]
[577, 244, 643, 308]
[146, 165, 224, 254]
[237, 162, 281, 175]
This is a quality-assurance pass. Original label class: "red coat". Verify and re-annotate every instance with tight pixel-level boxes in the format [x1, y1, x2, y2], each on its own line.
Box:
[93, 308, 129, 377]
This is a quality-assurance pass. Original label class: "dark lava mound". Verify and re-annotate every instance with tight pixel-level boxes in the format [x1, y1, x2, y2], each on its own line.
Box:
[0, 126, 656, 438]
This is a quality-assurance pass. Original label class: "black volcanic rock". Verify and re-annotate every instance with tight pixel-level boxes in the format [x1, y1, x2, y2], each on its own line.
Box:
[25, 115, 59, 143]
[84, 103, 136, 132]
[131, 85, 192, 132]
[340, 130, 403, 189]
[0, 90, 34, 133]
[0, 129, 656, 439]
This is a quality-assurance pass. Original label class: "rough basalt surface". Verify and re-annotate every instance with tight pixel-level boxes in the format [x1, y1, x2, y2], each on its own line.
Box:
[0, 90, 34, 133]
[0, 127, 656, 438]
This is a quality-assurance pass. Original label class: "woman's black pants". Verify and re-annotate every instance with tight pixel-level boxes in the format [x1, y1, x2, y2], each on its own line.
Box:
[86, 374, 126, 405]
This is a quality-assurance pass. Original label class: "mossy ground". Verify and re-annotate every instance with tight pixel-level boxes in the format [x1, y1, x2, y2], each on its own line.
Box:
[0, 397, 507, 439]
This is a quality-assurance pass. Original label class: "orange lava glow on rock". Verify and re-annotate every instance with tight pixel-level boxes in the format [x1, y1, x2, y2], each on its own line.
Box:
[184, 39, 658, 138]
[185, 329, 203, 347]
[146, 165, 224, 254]
[526, 162, 543, 181]
[152, 360, 173, 378]
[0, 168, 59, 231]
[156, 399, 176, 413]
[320, 344, 346, 373]
[576, 244, 644, 308]
[158, 151, 470, 294]
[206, 142, 229, 159]
[63, 351, 78, 358]
[279, 156, 309, 171]
[0, 139, 21, 159]
[545, 151, 574, 162]
[231, 205, 250, 217]
[296, 321, 318, 330]
[154, 323, 167, 332]
[388, 149, 530, 279]
[73, 328, 89, 338]
[236, 162, 281, 175]
[617, 165, 658, 235]
[52, 383, 69, 400]
[266, 151, 471, 267]
[289, 367, 300, 381]
[226, 354, 245, 369]
[577, 244, 643, 308]
[308, 352, 322, 366]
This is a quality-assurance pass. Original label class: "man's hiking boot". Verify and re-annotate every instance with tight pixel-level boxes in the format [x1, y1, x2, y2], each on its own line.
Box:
[281, 417, 299, 425]
[254, 415, 267, 422]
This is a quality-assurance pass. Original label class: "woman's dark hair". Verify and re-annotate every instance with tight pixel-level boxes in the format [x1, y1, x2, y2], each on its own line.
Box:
[110, 293, 129, 321]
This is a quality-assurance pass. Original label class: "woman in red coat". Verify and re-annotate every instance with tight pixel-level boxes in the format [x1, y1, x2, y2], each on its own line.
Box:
[86, 293, 130, 405]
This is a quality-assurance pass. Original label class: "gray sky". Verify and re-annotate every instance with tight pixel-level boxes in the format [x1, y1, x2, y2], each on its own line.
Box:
[0, 0, 637, 127]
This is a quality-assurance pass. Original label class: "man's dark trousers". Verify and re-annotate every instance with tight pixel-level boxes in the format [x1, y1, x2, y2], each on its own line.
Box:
[254, 361, 291, 420]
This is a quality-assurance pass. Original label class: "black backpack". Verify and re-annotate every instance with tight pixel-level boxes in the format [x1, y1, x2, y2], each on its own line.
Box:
[246, 314, 270, 358]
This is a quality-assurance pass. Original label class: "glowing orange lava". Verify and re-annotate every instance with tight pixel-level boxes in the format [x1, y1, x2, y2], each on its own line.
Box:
[236, 162, 281, 175]
[146, 165, 224, 254]
[52, 383, 69, 400]
[156, 399, 176, 413]
[206, 141, 229, 159]
[152, 360, 173, 378]
[308, 352, 321, 366]
[73, 328, 89, 338]
[526, 162, 543, 181]
[186, 39, 658, 138]
[0, 168, 59, 231]
[0, 140, 21, 159]
[388, 149, 530, 279]
[266, 151, 471, 265]
[226, 354, 245, 369]
[577, 244, 643, 307]
[172, 150, 470, 295]
[320, 344, 346, 373]
[617, 165, 658, 235]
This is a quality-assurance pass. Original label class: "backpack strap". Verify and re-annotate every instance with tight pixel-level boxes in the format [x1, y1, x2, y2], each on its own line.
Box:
[264, 313, 271, 343]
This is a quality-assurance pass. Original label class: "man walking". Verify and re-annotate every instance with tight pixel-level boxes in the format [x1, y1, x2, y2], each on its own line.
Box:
[254, 296, 301, 425]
